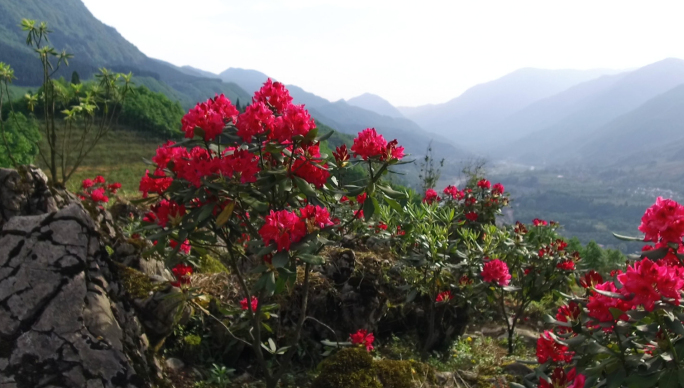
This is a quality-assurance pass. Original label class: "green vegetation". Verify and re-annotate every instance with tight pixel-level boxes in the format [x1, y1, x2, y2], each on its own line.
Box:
[119, 85, 184, 137]
[0, 112, 40, 168]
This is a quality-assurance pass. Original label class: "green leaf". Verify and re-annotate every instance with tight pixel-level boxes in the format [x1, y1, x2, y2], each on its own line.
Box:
[265, 271, 276, 295]
[363, 196, 376, 221]
[658, 370, 680, 388]
[613, 233, 645, 242]
[384, 196, 404, 213]
[271, 252, 289, 268]
[293, 176, 317, 198]
[298, 253, 325, 265]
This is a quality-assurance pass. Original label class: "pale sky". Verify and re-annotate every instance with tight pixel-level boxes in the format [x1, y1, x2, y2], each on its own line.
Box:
[81, 0, 684, 107]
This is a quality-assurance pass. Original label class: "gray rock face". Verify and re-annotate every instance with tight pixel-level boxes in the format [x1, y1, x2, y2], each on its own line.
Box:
[0, 167, 58, 229]
[0, 204, 152, 388]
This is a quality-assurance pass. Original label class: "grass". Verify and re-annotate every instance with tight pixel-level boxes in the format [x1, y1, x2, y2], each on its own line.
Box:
[33, 125, 166, 197]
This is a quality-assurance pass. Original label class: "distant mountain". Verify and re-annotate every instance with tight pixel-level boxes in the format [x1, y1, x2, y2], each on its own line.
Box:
[505, 58, 684, 164]
[180, 66, 219, 79]
[219, 68, 272, 96]
[285, 86, 472, 165]
[400, 68, 619, 149]
[0, 0, 249, 109]
[346, 93, 405, 119]
[579, 84, 684, 167]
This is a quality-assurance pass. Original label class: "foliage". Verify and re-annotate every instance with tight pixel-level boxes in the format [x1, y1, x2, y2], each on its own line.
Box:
[0, 111, 40, 167]
[138, 79, 407, 388]
[1, 19, 132, 185]
[528, 197, 684, 388]
[118, 85, 184, 137]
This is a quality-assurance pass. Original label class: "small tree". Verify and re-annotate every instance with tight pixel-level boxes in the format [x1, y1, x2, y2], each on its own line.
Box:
[71, 71, 81, 85]
[3, 19, 132, 185]
[417, 142, 444, 194]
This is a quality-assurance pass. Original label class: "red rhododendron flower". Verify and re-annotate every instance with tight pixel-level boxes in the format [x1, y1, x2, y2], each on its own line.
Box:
[423, 188, 439, 204]
[533, 218, 548, 226]
[145, 199, 186, 228]
[443, 185, 464, 200]
[477, 179, 491, 189]
[618, 258, 684, 311]
[465, 212, 478, 221]
[82, 178, 94, 189]
[539, 367, 585, 388]
[240, 296, 259, 312]
[536, 331, 573, 364]
[182, 94, 238, 141]
[94, 175, 105, 184]
[435, 290, 453, 303]
[236, 101, 276, 142]
[639, 197, 684, 243]
[107, 182, 122, 194]
[152, 140, 189, 170]
[170, 239, 191, 255]
[555, 302, 581, 334]
[350, 329, 375, 351]
[259, 210, 307, 251]
[171, 263, 193, 287]
[253, 78, 293, 114]
[89, 188, 109, 203]
[333, 144, 350, 166]
[384, 139, 405, 161]
[481, 259, 511, 286]
[299, 204, 334, 230]
[218, 148, 261, 184]
[291, 144, 329, 188]
[580, 270, 603, 288]
[357, 192, 367, 204]
[586, 281, 629, 324]
[340, 196, 350, 203]
[556, 260, 575, 271]
[395, 225, 405, 236]
[351, 128, 387, 160]
[492, 183, 504, 194]
[459, 275, 473, 286]
[377, 222, 388, 231]
[354, 209, 364, 219]
[272, 104, 315, 143]
[139, 169, 173, 198]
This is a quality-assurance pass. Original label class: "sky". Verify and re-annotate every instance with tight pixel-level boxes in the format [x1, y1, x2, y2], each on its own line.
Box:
[80, 0, 684, 107]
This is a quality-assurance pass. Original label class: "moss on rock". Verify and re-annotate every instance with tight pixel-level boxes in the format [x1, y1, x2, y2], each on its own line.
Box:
[114, 262, 162, 299]
[312, 348, 436, 388]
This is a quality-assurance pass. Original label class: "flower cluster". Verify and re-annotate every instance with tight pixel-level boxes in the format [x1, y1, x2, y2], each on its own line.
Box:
[259, 206, 333, 251]
[435, 290, 453, 303]
[422, 188, 439, 204]
[182, 94, 238, 141]
[79, 175, 121, 205]
[481, 258, 511, 286]
[639, 197, 684, 243]
[171, 263, 193, 287]
[240, 296, 259, 312]
[350, 329, 375, 352]
[351, 128, 404, 161]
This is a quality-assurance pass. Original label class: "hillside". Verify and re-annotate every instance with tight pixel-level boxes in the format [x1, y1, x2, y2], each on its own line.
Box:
[579, 84, 684, 167]
[219, 68, 272, 96]
[504, 58, 684, 164]
[0, 0, 249, 109]
[400, 68, 618, 150]
[346, 93, 405, 119]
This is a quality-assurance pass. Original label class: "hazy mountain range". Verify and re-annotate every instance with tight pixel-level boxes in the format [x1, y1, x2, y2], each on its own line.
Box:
[3, 0, 684, 178]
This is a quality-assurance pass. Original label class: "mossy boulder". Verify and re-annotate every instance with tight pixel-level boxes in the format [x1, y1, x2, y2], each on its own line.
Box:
[312, 348, 436, 388]
[312, 348, 381, 388]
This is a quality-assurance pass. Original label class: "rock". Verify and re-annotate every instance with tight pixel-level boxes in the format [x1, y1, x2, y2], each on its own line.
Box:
[164, 358, 184, 371]
[0, 166, 58, 229]
[323, 249, 355, 283]
[0, 204, 155, 387]
[503, 361, 534, 377]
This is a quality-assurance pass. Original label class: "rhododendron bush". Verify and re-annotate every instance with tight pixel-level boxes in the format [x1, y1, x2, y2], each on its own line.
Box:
[524, 198, 684, 388]
[137, 80, 406, 388]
